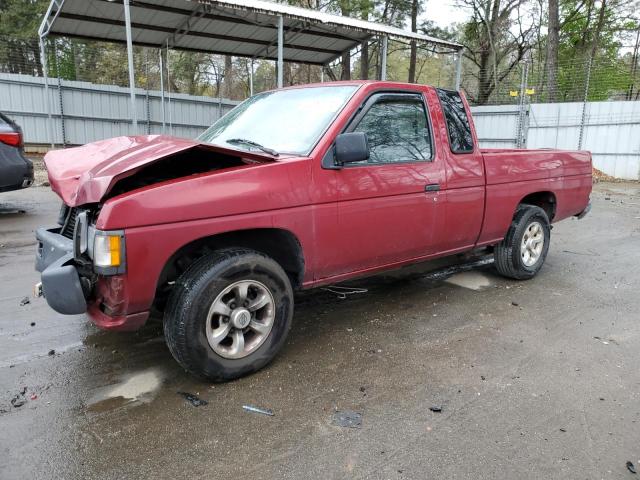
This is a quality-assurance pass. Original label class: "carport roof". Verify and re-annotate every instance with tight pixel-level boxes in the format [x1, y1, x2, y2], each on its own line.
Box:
[39, 0, 463, 66]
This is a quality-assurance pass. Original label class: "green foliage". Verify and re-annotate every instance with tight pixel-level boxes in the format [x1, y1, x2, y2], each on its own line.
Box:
[0, 0, 48, 75]
[0, 0, 638, 103]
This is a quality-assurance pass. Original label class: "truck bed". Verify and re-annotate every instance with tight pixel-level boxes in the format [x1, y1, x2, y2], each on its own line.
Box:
[481, 148, 592, 184]
[476, 148, 592, 246]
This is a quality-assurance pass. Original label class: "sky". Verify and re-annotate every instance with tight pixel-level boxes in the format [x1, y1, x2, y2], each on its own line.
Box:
[424, 1, 470, 28]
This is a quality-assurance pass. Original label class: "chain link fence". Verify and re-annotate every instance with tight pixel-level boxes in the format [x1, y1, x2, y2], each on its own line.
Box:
[459, 56, 640, 106]
[2, 35, 639, 104]
[1, 35, 639, 179]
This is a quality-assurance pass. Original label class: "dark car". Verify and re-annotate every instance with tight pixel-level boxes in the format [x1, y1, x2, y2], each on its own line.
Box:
[0, 112, 33, 192]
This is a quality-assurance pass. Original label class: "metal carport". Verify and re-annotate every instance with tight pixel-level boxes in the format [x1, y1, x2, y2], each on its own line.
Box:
[38, 0, 463, 137]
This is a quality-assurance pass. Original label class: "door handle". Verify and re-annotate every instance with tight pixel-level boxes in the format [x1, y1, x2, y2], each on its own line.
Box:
[425, 183, 440, 192]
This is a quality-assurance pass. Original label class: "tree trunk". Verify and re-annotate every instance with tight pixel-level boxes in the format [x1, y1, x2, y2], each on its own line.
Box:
[589, 0, 607, 62]
[546, 0, 559, 102]
[284, 62, 292, 85]
[32, 42, 43, 76]
[475, 0, 499, 105]
[340, 1, 351, 80]
[361, 41, 369, 79]
[360, 6, 370, 80]
[324, 65, 338, 81]
[627, 28, 640, 100]
[223, 55, 233, 98]
[477, 53, 492, 105]
[408, 0, 419, 83]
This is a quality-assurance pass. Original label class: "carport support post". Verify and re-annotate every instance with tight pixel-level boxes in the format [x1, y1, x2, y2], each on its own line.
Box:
[277, 15, 284, 88]
[159, 49, 166, 133]
[39, 36, 54, 148]
[380, 36, 388, 80]
[124, 0, 138, 133]
[249, 59, 254, 96]
[454, 50, 462, 90]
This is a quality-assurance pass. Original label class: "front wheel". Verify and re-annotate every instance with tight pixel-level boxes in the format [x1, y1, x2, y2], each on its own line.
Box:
[164, 248, 294, 381]
[494, 205, 551, 280]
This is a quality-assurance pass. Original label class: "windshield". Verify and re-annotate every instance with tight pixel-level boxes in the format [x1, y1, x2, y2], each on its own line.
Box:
[198, 85, 358, 155]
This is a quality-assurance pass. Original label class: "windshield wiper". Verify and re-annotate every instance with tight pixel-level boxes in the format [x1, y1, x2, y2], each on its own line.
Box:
[226, 138, 279, 156]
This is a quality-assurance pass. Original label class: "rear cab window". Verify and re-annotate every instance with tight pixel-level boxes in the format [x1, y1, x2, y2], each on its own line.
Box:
[436, 89, 474, 153]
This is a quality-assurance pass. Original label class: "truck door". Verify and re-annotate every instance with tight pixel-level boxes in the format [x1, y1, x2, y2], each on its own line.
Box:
[431, 88, 485, 251]
[319, 91, 447, 278]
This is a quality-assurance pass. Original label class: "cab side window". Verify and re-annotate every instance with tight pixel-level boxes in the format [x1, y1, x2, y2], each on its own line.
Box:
[351, 96, 433, 164]
[436, 88, 474, 153]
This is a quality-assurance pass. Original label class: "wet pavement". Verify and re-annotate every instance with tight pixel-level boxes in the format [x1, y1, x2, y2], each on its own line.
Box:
[1, 183, 639, 479]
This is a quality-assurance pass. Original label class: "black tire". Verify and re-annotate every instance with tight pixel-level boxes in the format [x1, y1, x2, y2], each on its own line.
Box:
[164, 248, 294, 381]
[494, 204, 551, 280]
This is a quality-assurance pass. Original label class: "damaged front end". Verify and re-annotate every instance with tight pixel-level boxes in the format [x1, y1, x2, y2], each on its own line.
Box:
[36, 205, 116, 311]
[35, 134, 277, 329]
[36, 205, 93, 315]
[35, 203, 147, 330]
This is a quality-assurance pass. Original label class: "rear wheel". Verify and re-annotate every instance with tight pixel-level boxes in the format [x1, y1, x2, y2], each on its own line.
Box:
[163, 248, 294, 381]
[494, 205, 551, 280]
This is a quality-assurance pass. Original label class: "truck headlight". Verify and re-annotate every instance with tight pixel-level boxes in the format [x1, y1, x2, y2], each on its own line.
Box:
[93, 231, 126, 273]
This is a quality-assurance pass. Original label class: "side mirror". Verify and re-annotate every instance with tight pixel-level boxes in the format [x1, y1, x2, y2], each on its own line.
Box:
[335, 132, 369, 165]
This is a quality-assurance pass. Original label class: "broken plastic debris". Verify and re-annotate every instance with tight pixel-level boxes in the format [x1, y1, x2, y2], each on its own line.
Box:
[19, 296, 30, 306]
[10, 397, 26, 408]
[332, 410, 362, 428]
[177, 391, 208, 407]
[242, 404, 274, 416]
[10, 387, 28, 408]
[627, 461, 637, 474]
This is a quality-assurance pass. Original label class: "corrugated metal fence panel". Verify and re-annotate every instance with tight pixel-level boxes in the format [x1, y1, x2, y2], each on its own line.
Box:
[0, 73, 239, 145]
[2, 73, 638, 179]
[472, 101, 640, 180]
[0, 73, 62, 144]
[527, 101, 640, 180]
[579, 101, 640, 180]
[527, 102, 583, 150]
[470, 105, 520, 149]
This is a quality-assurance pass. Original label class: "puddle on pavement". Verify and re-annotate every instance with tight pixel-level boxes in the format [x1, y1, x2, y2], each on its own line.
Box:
[87, 368, 164, 413]
[444, 271, 493, 291]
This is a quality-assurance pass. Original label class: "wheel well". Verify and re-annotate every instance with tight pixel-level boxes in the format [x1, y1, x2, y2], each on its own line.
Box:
[152, 228, 305, 314]
[519, 191, 556, 220]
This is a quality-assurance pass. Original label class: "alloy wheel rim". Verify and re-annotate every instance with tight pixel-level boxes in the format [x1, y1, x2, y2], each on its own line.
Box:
[520, 221, 544, 267]
[205, 280, 275, 359]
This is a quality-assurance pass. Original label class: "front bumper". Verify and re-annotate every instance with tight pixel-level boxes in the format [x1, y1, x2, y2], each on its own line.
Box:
[35, 226, 149, 330]
[35, 227, 88, 315]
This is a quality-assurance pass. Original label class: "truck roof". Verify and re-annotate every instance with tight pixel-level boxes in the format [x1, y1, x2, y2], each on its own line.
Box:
[275, 80, 440, 91]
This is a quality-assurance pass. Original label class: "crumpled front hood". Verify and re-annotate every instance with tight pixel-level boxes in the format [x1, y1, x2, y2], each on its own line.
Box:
[44, 135, 273, 206]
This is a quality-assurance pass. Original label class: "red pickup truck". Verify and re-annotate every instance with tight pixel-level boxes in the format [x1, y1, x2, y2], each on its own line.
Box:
[35, 81, 591, 380]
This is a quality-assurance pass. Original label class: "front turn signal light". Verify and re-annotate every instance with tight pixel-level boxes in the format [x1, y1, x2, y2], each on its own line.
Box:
[94, 233, 123, 268]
